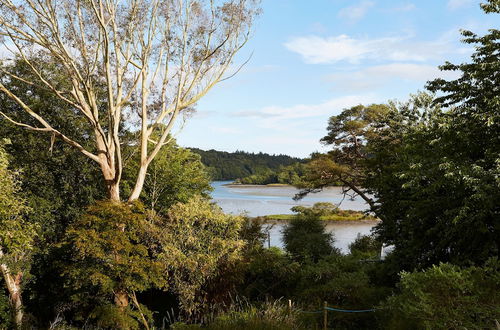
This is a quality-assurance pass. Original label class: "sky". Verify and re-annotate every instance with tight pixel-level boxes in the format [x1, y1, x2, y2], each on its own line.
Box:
[177, 0, 496, 158]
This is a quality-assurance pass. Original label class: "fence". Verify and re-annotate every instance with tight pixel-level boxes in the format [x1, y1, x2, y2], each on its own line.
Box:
[290, 300, 377, 330]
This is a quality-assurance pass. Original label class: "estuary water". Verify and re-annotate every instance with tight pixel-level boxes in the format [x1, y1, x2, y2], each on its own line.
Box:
[210, 181, 378, 253]
[210, 181, 369, 217]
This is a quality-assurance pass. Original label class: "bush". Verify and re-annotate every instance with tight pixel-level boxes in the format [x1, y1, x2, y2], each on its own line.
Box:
[282, 215, 338, 262]
[161, 196, 245, 319]
[295, 255, 389, 329]
[239, 247, 300, 301]
[349, 234, 382, 259]
[384, 258, 500, 329]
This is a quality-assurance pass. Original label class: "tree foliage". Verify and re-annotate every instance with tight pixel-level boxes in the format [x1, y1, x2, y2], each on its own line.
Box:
[295, 104, 389, 209]
[282, 215, 338, 262]
[384, 258, 500, 329]
[191, 148, 302, 181]
[123, 140, 212, 214]
[368, 0, 500, 270]
[59, 201, 167, 327]
[159, 196, 245, 319]
[0, 0, 259, 201]
[0, 141, 36, 327]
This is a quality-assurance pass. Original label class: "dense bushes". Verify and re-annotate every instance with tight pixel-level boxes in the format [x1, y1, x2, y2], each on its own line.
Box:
[384, 259, 500, 329]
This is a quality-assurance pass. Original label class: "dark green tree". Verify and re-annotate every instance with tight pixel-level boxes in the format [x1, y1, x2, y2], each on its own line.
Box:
[295, 104, 389, 213]
[59, 201, 168, 329]
[282, 215, 338, 262]
[367, 0, 500, 270]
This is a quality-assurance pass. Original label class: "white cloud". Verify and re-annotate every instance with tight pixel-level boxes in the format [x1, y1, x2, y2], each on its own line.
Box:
[447, 0, 476, 10]
[326, 63, 460, 92]
[284, 33, 455, 64]
[234, 94, 376, 123]
[338, 1, 375, 21]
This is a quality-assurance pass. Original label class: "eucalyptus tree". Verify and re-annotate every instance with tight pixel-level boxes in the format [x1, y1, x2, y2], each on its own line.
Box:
[0, 0, 259, 201]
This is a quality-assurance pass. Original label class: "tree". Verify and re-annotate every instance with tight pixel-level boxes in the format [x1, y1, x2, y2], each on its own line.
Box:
[157, 196, 245, 319]
[295, 104, 389, 213]
[282, 214, 338, 262]
[60, 201, 167, 328]
[0, 0, 259, 201]
[367, 1, 499, 270]
[0, 141, 36, 327]
[122, 137, 212, 214]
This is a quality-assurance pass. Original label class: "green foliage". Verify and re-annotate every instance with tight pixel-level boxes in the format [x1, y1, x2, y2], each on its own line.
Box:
[368, 2, 500, 271]
[349, 234, 382, 259]
[384, 258, 500, 329]
[295, 104, 389, 204]
[288, 202, 377, 221]
[171, 299, 306, 330]
[239, 247, 300, 301]
[122, 140, 212, 214]
[159, 196, 245, 319]
[368, 67, 499, 269]
[0, 284, 12, 329]
[59, 201, 167, 326]
[238, 162, 307, 185]
[0, 142, 36, 271]
[206, 300, 306, 330]
[190, 148, 303, 181]
[282, 215, 338, 262]
[295, 255, 387, 329]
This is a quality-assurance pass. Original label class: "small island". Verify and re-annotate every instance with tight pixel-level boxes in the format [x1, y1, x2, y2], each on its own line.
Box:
[262, 203, 379, 223]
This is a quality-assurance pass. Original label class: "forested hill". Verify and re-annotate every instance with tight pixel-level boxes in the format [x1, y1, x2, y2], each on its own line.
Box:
[189, 148, 303, 180]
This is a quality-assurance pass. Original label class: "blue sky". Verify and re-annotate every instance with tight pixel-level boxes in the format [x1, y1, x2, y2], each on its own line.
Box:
[177, 0, 496, 158]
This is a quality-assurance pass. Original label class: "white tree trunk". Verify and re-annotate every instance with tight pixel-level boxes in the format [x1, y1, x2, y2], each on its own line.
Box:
[0, 250, 23, 328]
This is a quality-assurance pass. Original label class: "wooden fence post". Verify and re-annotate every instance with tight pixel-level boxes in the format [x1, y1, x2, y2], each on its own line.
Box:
[323, 301, 328, 330]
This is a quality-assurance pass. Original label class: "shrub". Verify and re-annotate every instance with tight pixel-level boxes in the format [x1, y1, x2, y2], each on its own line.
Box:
[349, 234, 382, 259]
[282, 215, 338, 262]
[384, 258, 500, 329]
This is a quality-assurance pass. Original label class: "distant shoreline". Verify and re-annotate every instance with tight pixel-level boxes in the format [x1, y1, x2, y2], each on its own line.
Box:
[254, 216, 380, 225]
[222, 182, 291, 188]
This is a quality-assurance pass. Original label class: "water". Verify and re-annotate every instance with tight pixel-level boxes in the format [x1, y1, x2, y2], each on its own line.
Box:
[210, 181, 369, 217]
[210, 181, 378, 253]
[263, 222, 376, 254]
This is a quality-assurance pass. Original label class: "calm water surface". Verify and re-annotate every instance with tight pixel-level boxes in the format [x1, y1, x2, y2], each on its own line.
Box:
[210, 181, 369, 216]
[210, 181, 377, 253]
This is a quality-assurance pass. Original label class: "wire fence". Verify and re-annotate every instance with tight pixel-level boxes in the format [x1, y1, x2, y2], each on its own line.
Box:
[293, 300, 378, 330]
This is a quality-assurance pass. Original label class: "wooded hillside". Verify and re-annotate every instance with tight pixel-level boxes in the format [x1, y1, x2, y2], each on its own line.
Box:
[189, 148, 303, 181]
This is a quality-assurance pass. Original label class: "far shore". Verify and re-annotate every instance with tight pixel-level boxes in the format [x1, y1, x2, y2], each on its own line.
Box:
[222, 182, 343, 188]
[222, 182, 291, 187]
[254, 216, 380, 225]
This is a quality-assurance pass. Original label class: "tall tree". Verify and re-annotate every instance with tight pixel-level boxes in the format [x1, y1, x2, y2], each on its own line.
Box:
[0, 0, 259, 201]
[368, 0, 500, 270]
[295, 104, 389, 213]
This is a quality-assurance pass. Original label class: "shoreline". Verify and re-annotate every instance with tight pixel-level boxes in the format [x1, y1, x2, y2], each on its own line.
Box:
[223, 182, 292, 188]
[254, 217, 381, 225]
[222, 182, 343, 188]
